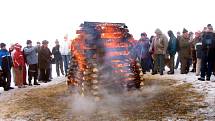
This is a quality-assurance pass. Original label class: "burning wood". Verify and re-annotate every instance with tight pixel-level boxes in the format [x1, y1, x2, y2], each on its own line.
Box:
[67, 21, 144, 97]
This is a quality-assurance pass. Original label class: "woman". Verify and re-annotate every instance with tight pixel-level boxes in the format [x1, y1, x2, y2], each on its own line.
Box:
[13, 43, 26, 88]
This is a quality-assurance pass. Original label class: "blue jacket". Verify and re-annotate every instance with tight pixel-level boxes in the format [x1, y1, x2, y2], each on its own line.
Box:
[0, 49, 12, 71]
[23, 46, 38, 65]
[167, 35, 177, 56]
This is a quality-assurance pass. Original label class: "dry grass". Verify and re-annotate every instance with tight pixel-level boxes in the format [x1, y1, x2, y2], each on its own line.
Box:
[0, 78, 207, 120]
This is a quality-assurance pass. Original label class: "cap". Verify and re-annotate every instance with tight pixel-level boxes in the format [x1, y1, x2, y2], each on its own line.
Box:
[183, 28, 188, 33]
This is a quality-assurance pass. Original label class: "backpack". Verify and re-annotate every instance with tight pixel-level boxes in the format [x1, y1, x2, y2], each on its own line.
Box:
[202, 32, 214, 48]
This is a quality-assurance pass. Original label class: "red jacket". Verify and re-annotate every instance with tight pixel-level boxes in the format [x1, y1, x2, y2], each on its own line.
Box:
[13, 49, 25, 68]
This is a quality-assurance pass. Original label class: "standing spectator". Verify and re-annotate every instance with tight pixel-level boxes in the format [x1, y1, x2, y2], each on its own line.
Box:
[175, 32, 181, 69]
[13, 43, 26, 88]
[36, 42, 42, 81]
[190, 31, 201, 73]
[167, 30, 177, 74]
[195, 32, 202, 76]
[60, 35, 71, 76]
[198, 24, 215, 81]
[52, 39, 64, 77]
[151, 28, 168, 75]
[135, 32, 152, 73]
[179, 28, 191, 74]
[38, 40, 52, 83]
[23, 40, 40, 86]
[0, 43, 14, 91]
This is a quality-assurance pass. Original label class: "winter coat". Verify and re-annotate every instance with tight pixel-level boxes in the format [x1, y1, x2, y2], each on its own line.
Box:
[195, 42, 202, 59]
[153, 29, 168, 55]
[23, 46, 38, 65]
[167, 34, 177, 56]
[179, 36, 191, 59]
[13, 49, 25, 68]
[38, 46, 52, 69]
[201, 32, 215, 60]
[134, 38, 151, 59]
[0, 49, 13, 72]
[52, 45, 62, 61]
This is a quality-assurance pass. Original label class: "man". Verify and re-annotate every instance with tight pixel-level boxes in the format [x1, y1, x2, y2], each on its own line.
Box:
[198, 24, 215, 81]
[190, 31, 201, 73]
[152, 28, 168, 75]
[0, 43, 14, 91]
[167, 30, 177, 74]
[23, 40, 40, 86]
[60, 35, 71, 76]
[38, 40, 52, 83]
[179, 28, 191, 74]
[175, 32, 181, 69]
[52, 39, 64, 77]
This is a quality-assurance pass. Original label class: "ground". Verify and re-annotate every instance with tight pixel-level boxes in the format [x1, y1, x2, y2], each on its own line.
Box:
[0, 70, 215, 121]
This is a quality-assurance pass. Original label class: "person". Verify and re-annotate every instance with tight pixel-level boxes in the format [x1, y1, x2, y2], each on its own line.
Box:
[0, 43, 14, 91]
[52, 39, 64, 77]
[151, 28, 168, 75]
[135, 32, 152, 73]
[38, 40, 52, 83]
[12, 43, 26, 88]
[190, 31, 201, 73]
[60, 35, 71, 76]
[195, 32, 202, 76]
[179, 28, 191, 74]
[175, 32, 181, 69]
[167, 30, 177, 74]
[198, 24, 215, 81]
[23, 40, 40, 86]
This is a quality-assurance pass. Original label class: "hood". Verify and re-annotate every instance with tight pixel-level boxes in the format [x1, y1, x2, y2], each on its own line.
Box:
[155, 28, 162, 35]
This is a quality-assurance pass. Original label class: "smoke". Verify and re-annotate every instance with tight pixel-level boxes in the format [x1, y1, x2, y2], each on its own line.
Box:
[63, 82, 163, 120]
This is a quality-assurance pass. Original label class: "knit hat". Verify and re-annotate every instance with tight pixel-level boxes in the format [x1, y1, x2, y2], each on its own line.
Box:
[207, 24, 213, 30]
[26, 40, 32, 44]
[0, 43, 6, 48]
[182, 28, 188, 33]
[42, 40, 49, 45]
[141, 32, 147, 37]
[14, 43, 22, 49]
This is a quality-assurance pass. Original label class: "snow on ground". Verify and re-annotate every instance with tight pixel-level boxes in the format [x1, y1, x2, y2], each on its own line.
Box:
[0, 64, 66, 93]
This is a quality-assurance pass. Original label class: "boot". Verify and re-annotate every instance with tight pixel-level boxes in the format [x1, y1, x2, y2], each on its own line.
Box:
[34, 80, 40, 85]
[28, 80, 33, 86]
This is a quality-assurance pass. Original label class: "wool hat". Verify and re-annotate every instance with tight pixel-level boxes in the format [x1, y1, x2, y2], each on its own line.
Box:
[141, 32, 147, 37]
[42, 40, 49, 45]
[26, 40, 32, 44]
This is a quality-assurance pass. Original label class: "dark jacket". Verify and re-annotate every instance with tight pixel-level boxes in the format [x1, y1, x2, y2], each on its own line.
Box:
[195, 42, 202, 59]
[167, 34, 177, 56]
[201, 32, 215, 59]
[0, 49, 13, 73]
[52, 45, 62, 61]
[38, 46, 52, 69]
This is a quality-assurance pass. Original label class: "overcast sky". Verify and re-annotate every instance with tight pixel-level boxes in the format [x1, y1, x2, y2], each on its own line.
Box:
[0, 0, 214, 46]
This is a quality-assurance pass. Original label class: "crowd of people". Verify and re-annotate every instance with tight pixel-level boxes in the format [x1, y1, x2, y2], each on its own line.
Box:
[0, 39, 71, 92]
[0, 23, 215, 92]
[133, 24, 215, 81]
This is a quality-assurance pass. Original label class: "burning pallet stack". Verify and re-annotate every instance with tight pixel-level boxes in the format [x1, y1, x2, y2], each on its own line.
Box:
[67, 22, 144, 99]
